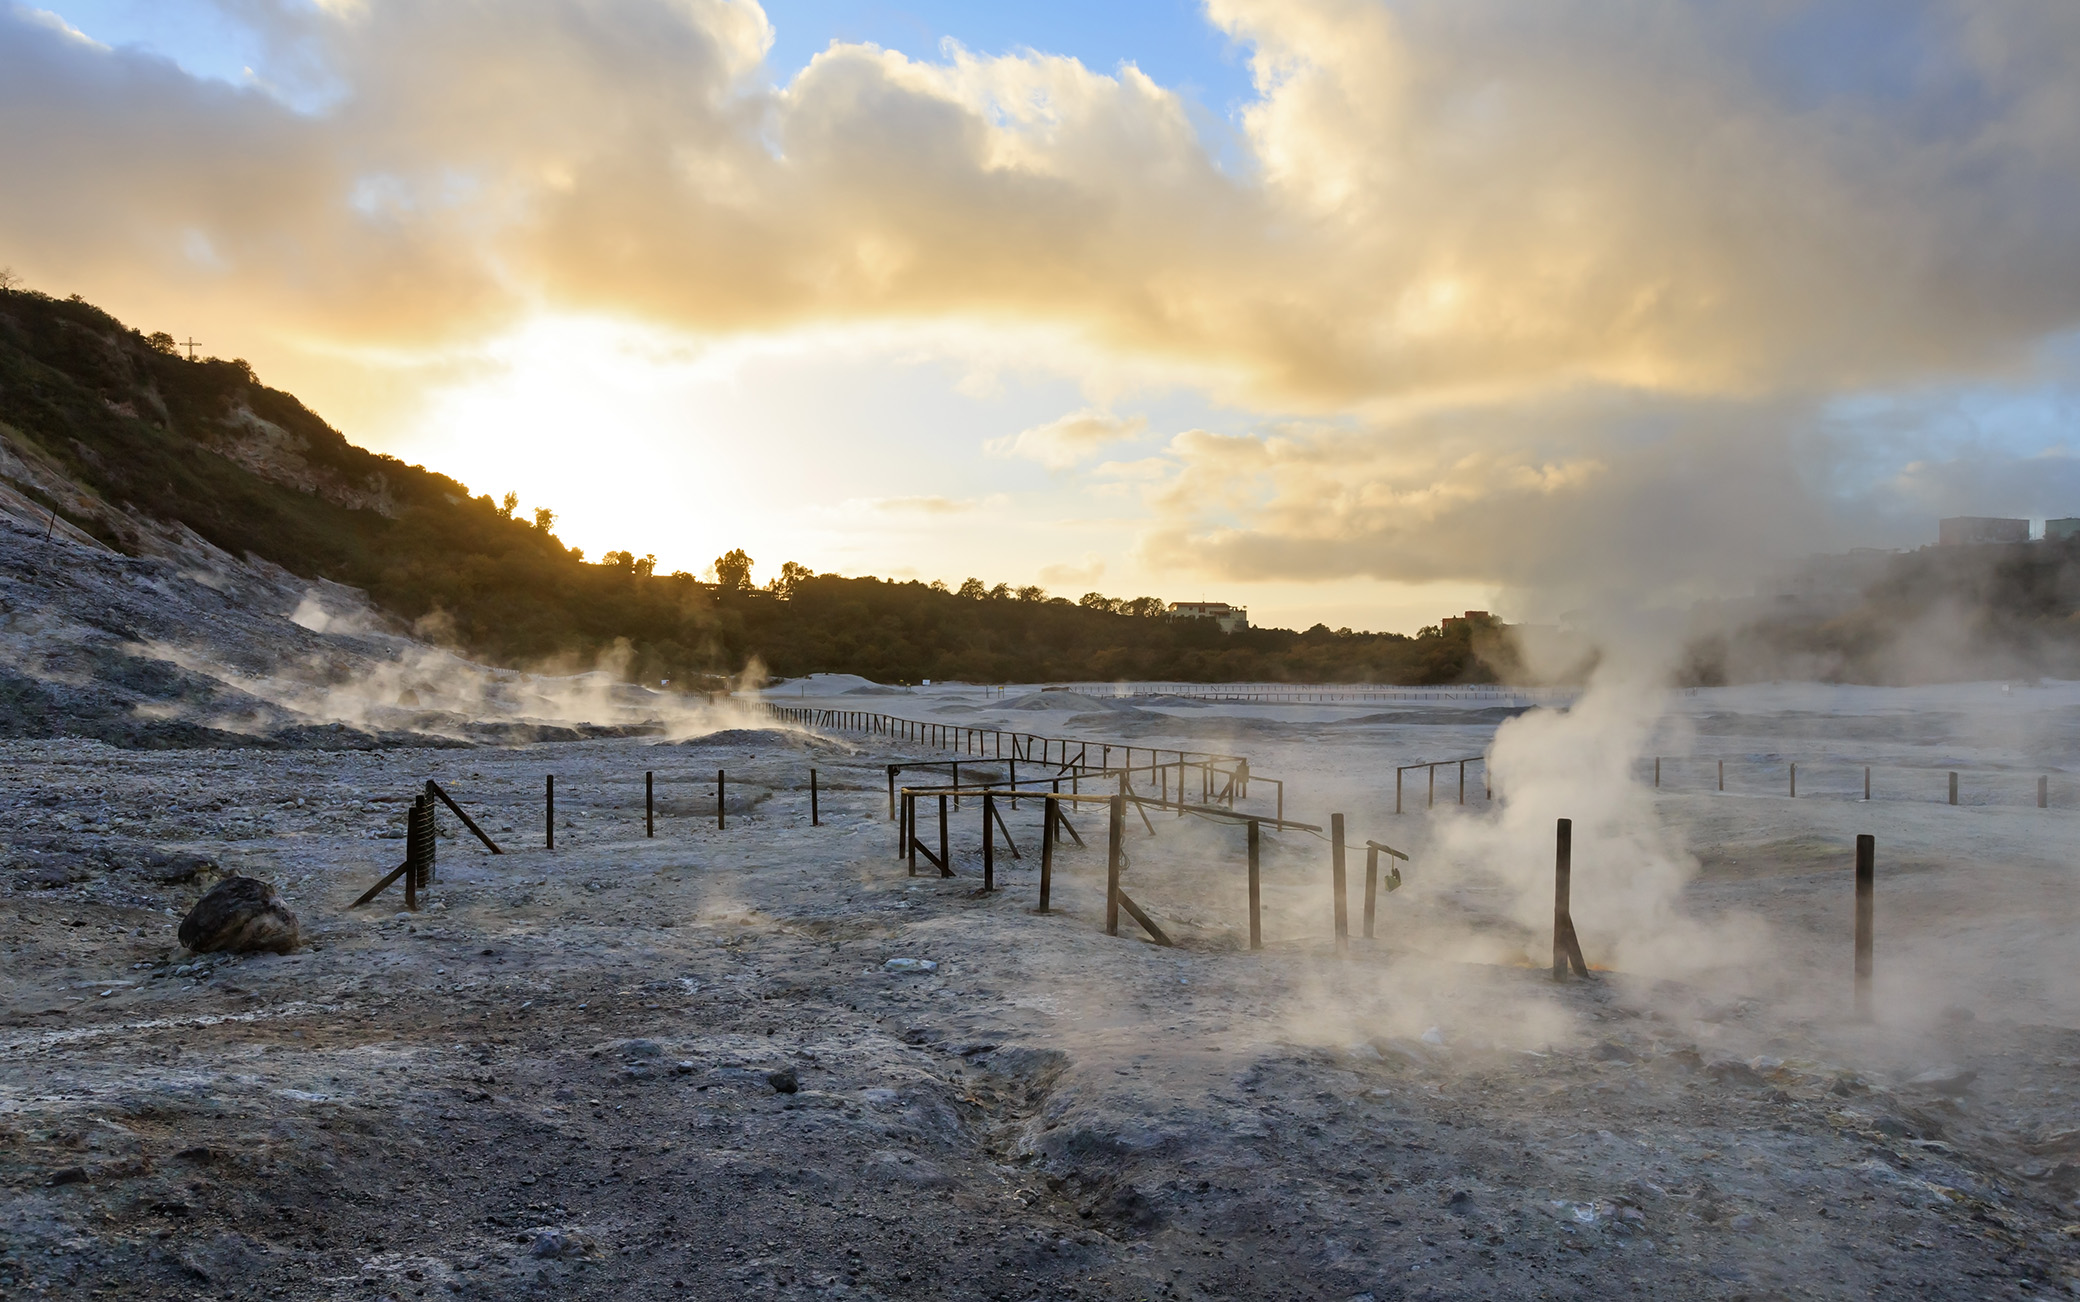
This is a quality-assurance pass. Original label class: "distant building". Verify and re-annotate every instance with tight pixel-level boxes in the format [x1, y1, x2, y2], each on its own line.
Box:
[2046, 518, 2080, 543]
[1168, 601, 1249, 633]
[1440, 610, 1493, 634]
[1938, 516, 2029, 545]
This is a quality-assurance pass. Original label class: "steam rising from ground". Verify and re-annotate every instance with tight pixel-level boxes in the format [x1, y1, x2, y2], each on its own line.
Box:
[139, 588, 783, 744]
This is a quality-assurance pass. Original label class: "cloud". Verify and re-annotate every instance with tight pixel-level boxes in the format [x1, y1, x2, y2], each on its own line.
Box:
[7, 0, 2076, 407]
[987, 408, 1148, 469]
[1038, 555, 1105, 586]
[5, 0, 2080, 606]
[859, 494, 981, 515]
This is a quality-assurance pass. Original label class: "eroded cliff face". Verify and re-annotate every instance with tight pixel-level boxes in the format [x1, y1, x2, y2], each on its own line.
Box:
[208, 401, 401, 520]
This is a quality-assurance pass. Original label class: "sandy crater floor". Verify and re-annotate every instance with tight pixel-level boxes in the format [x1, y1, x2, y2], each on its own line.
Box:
[3, 683, 2079, 1300]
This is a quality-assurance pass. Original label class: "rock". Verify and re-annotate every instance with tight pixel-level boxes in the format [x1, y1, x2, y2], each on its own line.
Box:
[46, 1165, 88, 1186]
[1902, 1065, 1977, 1097]
[768, 1068, 800, 1094]
[1420, 1026, 1447, 1046]
[1592, 1041, 1638, 1063]
[621, 1039, 664, 1058]
[528, 1228, 571, 1259]
[113, 844, 216, 884]
[178, 1233, 263, 1284]
[883, 958, 938, 974]
[176, 875, 299, 954]
[1706, 1058, 1764, 1086]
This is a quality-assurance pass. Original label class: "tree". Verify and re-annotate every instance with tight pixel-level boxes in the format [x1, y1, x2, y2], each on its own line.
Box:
[633, 554, 656, 579]
[0, 267, 19, 293]
[602, 550, 635, 572]
[714, 548, 754, 591]
[1015, 585, 1046, 603]
[1121, 596, 1167, 618]
[498, 491, 518, 520]
[986, 582, 1011, 601]
[533, 506, 556, 532]
[1078, 592, 1118, 612]
[145, 331, 178, 354]
[957, 577, 987, 599]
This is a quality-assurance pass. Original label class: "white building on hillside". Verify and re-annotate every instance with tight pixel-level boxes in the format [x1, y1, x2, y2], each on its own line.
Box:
[1169, 601, 1249, 633]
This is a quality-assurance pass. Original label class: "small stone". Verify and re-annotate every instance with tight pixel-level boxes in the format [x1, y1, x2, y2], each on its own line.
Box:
[1420, 1026, 1447, 1046]
[883, 958, 938, 974]
[529, 1229, 569, 1259]
[46, 1166, 88, 1186]
[768, 1069, 800, 1094]
[1902, 1066, 1977, 1097]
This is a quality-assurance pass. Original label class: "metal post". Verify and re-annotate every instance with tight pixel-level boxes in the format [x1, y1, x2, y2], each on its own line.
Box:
[1427, 765, 1435, 809]
[982, 793, 995, 892]
[906, 792, 917, 874]
[1247, 818, 1262, 951]
[1105, 795, 1125, 936]
[1038, 795, 1055, 912]
[1458, 760, 1466, 805]
[1949, 771, 1958, 805]
[1553, 817, 1573, 980]
[811, 769, 820, 827]
[404, 803, 419, 912]
[1331, 812, 1348, 953]
[1855, 834, 1874, 1017]
[1009, 758, 1017, 809]
[646, 771, 654, 838]
[1865, 766, 1871, 801]
[897, 787, 908, 859]
[888, 766, 897, 821]
[1395, 767, 1402, 815]
[546, 775, 554, 851]
[1654, 757, 1660, 788]
[952, 760, 960, 809]
[1790, 763, 1796, 798]
[2039, 775, 2048, 809]
[717, 769, 726, 830]
[937, 794, 949, 876]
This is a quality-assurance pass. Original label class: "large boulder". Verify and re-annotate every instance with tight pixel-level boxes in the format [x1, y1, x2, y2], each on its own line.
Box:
[177, 875, 300, 954]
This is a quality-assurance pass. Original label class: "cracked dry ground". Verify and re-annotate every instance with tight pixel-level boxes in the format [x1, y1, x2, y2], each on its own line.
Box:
[3, 736, 2078, 1300]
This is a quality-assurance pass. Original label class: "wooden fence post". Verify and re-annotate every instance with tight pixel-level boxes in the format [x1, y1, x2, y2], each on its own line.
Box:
[1105, 795, 1124, 936]
[1855, 834, 1874, 1017]
[1331, 813, 1348, 954]
[1247, 818, 1262, 951]
[1038, 794, 1055, 913]
[982, 792, 995, 892]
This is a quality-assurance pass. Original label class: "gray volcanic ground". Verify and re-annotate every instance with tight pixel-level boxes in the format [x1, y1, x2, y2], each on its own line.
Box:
[3, 518, 2079, 1299]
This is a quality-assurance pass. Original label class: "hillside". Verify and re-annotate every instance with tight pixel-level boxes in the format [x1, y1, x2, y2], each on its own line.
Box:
[0, 284, 1493, 686]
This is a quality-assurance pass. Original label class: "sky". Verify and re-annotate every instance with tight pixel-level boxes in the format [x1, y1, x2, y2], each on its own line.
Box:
[4, 0, 2079, 634]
